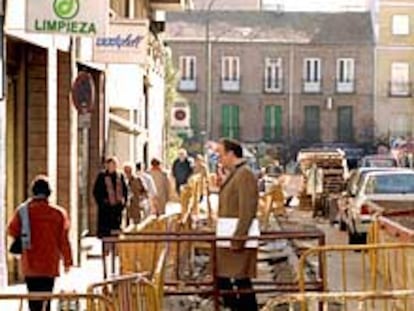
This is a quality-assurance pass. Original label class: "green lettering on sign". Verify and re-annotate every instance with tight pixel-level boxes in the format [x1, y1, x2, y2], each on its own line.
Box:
[33, 19, 97, 35]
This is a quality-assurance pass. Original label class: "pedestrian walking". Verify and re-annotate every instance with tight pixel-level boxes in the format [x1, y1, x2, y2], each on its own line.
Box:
[93, 157, 128, 238]
[149, 158, 170, 215]
[172, 148, 193, 195]
[123, 163, 148, 224]
[136, 162, 158, 215]
[215, 138, 259, 311]
[7, 175, 73, 311]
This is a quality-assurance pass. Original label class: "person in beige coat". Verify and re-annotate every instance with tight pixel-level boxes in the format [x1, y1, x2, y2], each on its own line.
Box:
[216, 138, 258, 311]
[149, 158, 170, 215]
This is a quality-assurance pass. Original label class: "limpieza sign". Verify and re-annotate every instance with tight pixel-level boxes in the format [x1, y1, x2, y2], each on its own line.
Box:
[93, 19, 149, 65]
[26, 0, 108, 36]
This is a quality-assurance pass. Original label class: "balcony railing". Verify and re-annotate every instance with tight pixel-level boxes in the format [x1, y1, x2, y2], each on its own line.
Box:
[389, 81, 412, 97]
[221, 126, 240, 139]
[221, 79, 241, 92]
[178, 79, 197, 92]
[303, 79, 322, 93]
[263, 78, 283, 94]
[263, 126, 283, 143]
[336, 79, 355, 94]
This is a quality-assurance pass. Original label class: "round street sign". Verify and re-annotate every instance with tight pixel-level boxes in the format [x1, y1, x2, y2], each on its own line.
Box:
[174, 109, 187, 121]
[71, 71, 95, 114]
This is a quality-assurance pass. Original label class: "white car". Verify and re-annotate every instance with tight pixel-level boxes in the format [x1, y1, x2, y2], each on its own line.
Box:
[344, 170, 414, 244]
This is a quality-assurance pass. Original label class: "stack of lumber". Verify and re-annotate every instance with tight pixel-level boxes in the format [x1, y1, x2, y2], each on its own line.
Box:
[298, 148, 346, 195]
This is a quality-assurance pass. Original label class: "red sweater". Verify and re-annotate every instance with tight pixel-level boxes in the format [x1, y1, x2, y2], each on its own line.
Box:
[8, 199, 73, 277]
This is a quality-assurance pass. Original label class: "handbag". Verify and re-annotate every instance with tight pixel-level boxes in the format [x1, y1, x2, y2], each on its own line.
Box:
[9, 236, 22, 255]
[9, 200, 31, 255]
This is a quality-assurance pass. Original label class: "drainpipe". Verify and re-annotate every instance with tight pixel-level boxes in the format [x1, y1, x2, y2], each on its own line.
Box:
[288, 45, 294, 150]
[0, 3, 6, 288]
[69, 36, 80, 266]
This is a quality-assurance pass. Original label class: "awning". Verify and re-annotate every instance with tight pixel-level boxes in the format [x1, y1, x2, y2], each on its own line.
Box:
[109, 113, 146, 136]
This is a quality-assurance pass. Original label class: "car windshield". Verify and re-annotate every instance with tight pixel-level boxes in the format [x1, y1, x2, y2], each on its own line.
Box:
[365, 174, 414, 194]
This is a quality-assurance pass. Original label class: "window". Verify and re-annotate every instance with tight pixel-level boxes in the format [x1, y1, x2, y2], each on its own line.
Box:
[222, 56, 240, 81]
[264, 58, 283, 92]
[337, 58, 355, 93]
[304, 58, 321, 82]
[221, 105, 240, 139]
[179, 56, 196, 81]
[221, 57, 240, 91]
[392, 15, 410, 35]
[264, 106, 282, 142]
[390, 62, 410, 96]
[303, 58, 321, 93]
[179, 56, 197, 91]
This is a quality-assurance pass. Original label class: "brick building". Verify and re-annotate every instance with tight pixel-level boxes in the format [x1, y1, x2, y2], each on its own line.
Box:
[372, 0, 414, 140]
[166, 11, 375, 150]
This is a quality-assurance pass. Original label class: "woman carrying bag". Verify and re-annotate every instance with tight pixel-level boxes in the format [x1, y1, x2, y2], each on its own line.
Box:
[8, 175, 73, 311]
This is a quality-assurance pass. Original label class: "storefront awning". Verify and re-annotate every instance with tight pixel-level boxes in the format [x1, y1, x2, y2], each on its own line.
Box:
[109, 113, 146, 136]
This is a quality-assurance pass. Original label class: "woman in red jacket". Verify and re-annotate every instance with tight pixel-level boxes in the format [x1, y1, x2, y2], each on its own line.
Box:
[8, 175, 73, 311]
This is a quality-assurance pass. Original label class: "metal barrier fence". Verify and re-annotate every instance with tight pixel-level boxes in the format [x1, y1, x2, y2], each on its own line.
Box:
[261, 289, 414, 311]
[297, 243, 414, 310]
[0, 292, 115, 311]
[103, 230, 326, 311]
[90, 247, 168, 311]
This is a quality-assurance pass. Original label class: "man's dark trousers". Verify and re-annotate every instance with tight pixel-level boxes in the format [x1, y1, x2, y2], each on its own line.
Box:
[217, 277, 258, 311]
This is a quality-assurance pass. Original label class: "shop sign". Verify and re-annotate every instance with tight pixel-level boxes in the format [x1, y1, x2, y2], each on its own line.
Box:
[93, 19, 149, 64]
[26, 0, 108, 36]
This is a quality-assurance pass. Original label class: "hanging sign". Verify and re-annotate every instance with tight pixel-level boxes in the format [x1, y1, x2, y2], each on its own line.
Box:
[93, 19, 149, 64]
[25, 0, 108, 36]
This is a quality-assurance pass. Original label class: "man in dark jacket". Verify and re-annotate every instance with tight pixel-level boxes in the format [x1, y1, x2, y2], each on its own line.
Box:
[172, 149, 193, 195]
[93, 157, 128, 238]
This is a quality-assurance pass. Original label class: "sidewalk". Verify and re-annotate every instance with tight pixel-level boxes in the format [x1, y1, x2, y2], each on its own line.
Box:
[1, 196, 219, 310]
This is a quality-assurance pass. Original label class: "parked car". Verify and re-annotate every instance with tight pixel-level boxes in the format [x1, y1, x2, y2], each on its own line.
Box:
[342, 170, 414, 244]
[359, 154, 398, 168]
[338, 167, 406, 230]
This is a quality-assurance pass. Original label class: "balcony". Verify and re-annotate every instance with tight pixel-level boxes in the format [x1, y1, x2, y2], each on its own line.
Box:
[221, 79, 241, 93]
[263, 78, 283, 94]
[263, 126, 283, 143]
[389, 81, 412, 97]
[221, 126, 240, 139]
[150, 0, 193, 11]
[336, 79, 355, 94]
[178, 79, 197, 92]
[303, 79, 322, 94]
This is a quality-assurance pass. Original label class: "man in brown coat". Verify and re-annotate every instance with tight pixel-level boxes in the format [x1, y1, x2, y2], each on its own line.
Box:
[216, 138, 258, 311]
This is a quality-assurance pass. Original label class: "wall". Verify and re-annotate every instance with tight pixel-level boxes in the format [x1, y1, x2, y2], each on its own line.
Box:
[171, 40, 374, 145]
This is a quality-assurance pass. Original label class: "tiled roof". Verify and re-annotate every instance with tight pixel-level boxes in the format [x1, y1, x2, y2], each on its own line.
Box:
[166, 11, 374, 44]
